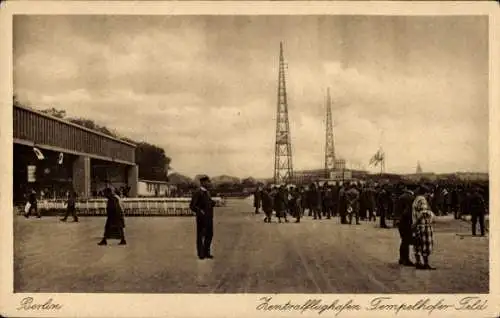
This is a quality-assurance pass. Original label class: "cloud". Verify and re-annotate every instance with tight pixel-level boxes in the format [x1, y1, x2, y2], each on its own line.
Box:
[13, 15, 488, 178]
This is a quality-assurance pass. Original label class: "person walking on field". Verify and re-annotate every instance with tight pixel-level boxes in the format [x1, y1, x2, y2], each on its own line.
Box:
[24, 189, 40, 218]
[469, 186, 487, 236]
[98, 187, 126, 246]
[190, 176, 216, 259]
[411, 186, 436, 270]
[254, 186, 262, 214]
[61, 190, 79, 222]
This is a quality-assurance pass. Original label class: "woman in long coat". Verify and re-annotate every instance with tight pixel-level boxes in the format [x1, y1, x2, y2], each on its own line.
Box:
[411, 186, 436, 270]
[98, 187, 126, 246]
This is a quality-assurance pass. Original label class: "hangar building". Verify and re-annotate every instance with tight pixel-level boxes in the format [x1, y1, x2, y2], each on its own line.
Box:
[13, 105, 138, 202]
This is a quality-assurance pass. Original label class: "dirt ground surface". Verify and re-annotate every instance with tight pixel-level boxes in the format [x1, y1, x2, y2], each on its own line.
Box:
[14, 198, 489, 294]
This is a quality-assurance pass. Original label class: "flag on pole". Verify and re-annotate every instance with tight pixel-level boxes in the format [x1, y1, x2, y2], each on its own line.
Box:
[58, 152, 64, 165]
[369, 149, 384, 167]
[33, 147, 44, 160]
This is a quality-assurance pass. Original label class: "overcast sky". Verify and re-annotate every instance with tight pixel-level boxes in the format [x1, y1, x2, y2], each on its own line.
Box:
[14, 15, 488, 178]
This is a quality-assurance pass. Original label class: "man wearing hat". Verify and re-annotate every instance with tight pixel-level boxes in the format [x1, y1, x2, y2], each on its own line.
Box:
[396, 184, 415, 266]
[190, 176, 216, 259]
[468, 186, 487, 236]
[377, 184, 391, 228]
[253, 185, 262, 214]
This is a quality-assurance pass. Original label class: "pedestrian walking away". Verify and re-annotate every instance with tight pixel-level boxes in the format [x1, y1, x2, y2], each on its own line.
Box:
[98, 187, 126, 246]
[61, 190, 79, 222]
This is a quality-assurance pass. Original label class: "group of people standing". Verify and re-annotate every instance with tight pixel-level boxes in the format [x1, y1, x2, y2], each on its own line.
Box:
[253, 182, 392, 226]
[253, 180, 488, 271]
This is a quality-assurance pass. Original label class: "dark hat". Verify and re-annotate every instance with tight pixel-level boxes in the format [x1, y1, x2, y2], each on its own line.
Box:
[417, 185, 430, 195]
[199, 175, 210, 182]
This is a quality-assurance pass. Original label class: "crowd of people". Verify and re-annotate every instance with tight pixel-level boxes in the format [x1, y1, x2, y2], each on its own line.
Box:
[20, 178, 488, 266]
[253, 180, 488, 270]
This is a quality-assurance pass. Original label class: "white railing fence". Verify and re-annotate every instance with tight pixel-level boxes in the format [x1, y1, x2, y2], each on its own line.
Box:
[16, 197, 226, 217]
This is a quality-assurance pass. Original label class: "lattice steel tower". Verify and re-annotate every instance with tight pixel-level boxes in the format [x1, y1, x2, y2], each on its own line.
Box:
[324, 88, 336, 178]
[273, 42, 294, 185]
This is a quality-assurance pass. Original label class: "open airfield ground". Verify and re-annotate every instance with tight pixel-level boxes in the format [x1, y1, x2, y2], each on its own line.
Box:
[14, 198, 489, 293]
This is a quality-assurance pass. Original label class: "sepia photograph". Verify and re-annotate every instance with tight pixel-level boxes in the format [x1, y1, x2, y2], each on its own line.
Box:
[1, 1, 499, 317]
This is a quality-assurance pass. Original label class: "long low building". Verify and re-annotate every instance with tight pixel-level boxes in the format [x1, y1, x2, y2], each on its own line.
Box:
[137, 179, 177, 197]
[13, 105, 139, 202]
[261, 168, 369, 185]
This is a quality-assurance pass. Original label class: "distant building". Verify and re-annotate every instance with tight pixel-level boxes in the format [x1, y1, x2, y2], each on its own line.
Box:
[402, 172, 488, 183]
[138, 179, 177, 197]
[334, 159, 346, 170]
[454, 172, 489, 181]
[402, 173, 437, 182]
[291, 167, 368, 185]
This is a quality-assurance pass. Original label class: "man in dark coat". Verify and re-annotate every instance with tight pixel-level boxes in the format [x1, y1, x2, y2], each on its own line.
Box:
[450, 186, 459, 218]
[289, 187, 302, 223]
[365, 184, 377, 222]
[304, 185, 313, 217]
[396, 186, 415, 266]
[261, 186, 274, 223]
[469, 187, 487, 236]
[254, 186, 262, 214]
[459, 187, 470, 220]
[98, 187, 126, 246]
[189, 176, 216, 259]
[377, 184, 391, 228]
[299, 186, 307, 217]
[338, 184, 347, 224]
[321, 184, 328, 217]
[323, 185, 335, 219]
[61, 190, 78, 222]
[274, 186, 289, 223]
[345, 183, 360, 225]
[331, 183, 339, 217]
[308, 183, 322, 220]
[24, 189, 40, 218]
[358, 184, 368, 220]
